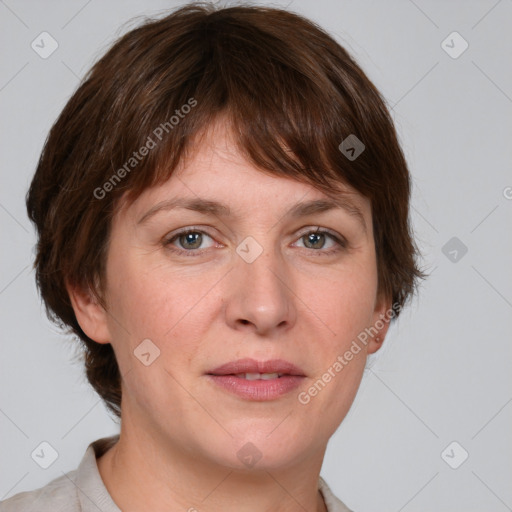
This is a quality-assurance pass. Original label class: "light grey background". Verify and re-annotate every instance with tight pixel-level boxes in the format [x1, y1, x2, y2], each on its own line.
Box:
[1, 0, 511, 510]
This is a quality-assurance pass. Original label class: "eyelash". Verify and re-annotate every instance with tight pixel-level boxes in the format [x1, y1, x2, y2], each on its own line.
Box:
[163, 226, 347, 258]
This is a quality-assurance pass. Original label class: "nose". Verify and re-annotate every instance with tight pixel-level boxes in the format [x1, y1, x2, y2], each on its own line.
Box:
[224, 243, 297, 336]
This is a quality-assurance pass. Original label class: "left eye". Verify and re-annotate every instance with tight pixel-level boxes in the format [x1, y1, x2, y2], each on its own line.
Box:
[293, 230, 342, 251]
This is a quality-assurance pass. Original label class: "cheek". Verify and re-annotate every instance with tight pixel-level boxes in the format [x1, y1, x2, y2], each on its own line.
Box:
[297, 258, 377, 421]
[305, 260, 378, 344]
[103, 257, 207, 414]
[104, 249, 220, 363]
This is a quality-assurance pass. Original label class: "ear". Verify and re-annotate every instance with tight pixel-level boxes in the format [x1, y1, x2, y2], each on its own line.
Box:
[66, 279, 111, 344]
[366, 293, 393, 355]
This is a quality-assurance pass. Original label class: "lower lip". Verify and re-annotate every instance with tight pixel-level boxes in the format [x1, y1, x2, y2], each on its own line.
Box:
[207, 375, 305, 401]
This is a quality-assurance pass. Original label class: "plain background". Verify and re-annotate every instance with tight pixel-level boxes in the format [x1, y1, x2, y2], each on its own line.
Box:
[1, 0, 511, 510]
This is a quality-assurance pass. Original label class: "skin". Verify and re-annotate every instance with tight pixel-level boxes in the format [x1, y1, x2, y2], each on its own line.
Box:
[68, 118, 391, 512]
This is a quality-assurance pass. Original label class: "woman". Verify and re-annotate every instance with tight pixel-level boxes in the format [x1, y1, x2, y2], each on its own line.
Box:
[1, 2, 424, 511]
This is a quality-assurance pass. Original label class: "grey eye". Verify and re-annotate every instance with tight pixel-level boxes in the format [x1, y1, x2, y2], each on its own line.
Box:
[302, 232, 327, 249]
[178, 232, 203, 250]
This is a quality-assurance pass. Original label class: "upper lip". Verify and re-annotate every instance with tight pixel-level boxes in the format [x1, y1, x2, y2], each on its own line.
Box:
[207, 358, 306, 376]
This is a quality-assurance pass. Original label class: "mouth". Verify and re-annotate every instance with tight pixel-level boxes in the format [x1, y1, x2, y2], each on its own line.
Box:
[230, 372, 288, 380]
[206, 358, 306, 401]
[207, 358, 306, 377]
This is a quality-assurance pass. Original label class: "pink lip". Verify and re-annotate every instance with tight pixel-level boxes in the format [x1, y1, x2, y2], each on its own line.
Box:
[207, 358, 306, 376]
[206, 358, 306, 401]
[207, 375, 304, 401]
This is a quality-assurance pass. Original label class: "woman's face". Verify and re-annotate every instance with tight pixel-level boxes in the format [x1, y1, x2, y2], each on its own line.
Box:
[75, 119, 390, 470]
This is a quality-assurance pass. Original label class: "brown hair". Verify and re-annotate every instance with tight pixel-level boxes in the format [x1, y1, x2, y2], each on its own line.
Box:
[26, 2, 426, 419]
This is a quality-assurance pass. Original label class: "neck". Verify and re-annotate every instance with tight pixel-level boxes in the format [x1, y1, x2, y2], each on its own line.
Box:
[97, 423, 328, 512]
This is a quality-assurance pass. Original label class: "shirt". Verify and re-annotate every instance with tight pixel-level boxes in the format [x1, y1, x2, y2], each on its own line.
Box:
[0, 435, 353, 512]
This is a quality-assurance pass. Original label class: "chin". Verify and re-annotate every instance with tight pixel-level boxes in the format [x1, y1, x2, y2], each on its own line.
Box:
[205, 427, 316, 472]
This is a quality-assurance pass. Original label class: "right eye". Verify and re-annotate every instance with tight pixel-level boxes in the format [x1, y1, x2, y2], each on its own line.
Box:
[163, 228, 217, 257]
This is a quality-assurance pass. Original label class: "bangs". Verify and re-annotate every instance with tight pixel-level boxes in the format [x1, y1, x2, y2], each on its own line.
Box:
[107, 7, 383, 210]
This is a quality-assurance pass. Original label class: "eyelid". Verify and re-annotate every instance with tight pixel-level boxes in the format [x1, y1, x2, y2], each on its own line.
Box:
[295, 225, 344, 241]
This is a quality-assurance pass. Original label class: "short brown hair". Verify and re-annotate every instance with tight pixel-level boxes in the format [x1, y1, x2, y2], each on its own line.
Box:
[26, 2, 425, 419]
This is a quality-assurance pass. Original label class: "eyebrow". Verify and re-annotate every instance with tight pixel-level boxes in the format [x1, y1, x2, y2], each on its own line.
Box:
[137, 196, 367, 232]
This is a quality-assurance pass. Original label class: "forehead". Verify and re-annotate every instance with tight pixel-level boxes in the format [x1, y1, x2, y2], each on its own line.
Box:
[119, 117, 371, 229]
